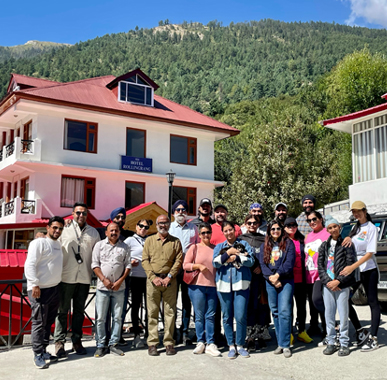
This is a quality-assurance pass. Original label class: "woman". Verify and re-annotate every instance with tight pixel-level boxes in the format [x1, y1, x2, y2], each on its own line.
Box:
[259, 220, 295, 358]
[341, 201, 380, 351]
[240, 214, 269, 351]
[213, 221, 255, 359]
[183, 222, 221, 357]
[284, 217, 313, 344]
[304, 211, 330, 341]
[124, 219, 151, 348]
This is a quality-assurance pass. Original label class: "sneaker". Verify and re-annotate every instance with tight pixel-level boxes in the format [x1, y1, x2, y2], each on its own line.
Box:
[318, 337, 329, 347]
[273, 346, 283, 355]
[323, 344, 338, 355]
[72, 340, 87, 355]
[193, 342, 206, 354]
[361, 336, 379, 352]
[94, 347, 108, 358]
[205, 343, 221, 357]
[55, 341, 67, 358]
[262, 328, 271, 341]
[237, 347, 250, 358]
[42, 351, 58, 363]
[34, 353, 49, 369]
[338, 346, 350, 356]
[133, 335, 145, 348]
[283, 348, 292, 358]
[290, 334, 294, 347]
[228, 348, 237, 359]
[118, 336, 128, 346]
[109, 345, 125, 356]
[354, 328, 370, 347]
[297, 330, 313, 344]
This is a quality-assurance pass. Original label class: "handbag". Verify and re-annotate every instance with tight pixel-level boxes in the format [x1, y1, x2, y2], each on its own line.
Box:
[183, 244, 200, 285]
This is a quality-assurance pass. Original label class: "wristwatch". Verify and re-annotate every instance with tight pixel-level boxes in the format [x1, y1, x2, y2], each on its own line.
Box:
[167, 273, 172, 279]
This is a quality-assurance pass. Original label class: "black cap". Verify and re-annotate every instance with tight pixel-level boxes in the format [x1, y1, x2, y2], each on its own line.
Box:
[214, 204, 228, 212]
[284, 217, 297, 226]
[301, 194, 316, 205]
[199, 198, 212, 207]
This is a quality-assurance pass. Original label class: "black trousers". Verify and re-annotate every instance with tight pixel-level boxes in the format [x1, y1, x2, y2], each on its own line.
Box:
[306, 282, 326, 332]
[28, 285, 60, 355]
[293, 282, 307, 332]
[130, 276, 148, 337]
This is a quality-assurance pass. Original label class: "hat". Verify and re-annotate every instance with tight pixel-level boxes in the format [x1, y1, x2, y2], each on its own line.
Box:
[325, 216, 340, 228]
[351, 201, 366, 211]
[284, 217, 297, 226]
[199, 198, 212, 207]
[110, 207, 126, 221]
[214, 204, 228, 212]
[172, 200, 189, 214]
[301, 194, 316, 205]
[249, 203, 263, 210]
[275, 202, 288, 210]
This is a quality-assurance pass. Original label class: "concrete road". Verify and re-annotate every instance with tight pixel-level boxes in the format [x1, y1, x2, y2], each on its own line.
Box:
[0, 304, 386, 380]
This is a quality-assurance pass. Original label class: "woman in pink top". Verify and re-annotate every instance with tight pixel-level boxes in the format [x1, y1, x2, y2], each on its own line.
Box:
[183, 222, 221, 357]
[304, 211, 330, 340]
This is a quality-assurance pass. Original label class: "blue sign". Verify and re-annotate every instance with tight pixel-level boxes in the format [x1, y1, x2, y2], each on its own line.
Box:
[121, 156, 152, 172]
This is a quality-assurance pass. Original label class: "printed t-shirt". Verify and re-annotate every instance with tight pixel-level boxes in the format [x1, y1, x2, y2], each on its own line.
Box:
[352, 222, 378, 272]
[327, 239, 337, 280]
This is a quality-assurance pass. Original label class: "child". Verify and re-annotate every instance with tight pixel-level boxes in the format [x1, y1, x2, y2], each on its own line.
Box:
[318, 217, 356, 356]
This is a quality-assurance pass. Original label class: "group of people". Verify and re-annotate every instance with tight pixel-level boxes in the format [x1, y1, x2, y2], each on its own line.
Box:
[24, 194, 381, 369]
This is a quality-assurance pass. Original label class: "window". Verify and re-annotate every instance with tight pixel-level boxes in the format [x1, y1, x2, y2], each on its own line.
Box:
[61, 176, 95, 209]
[64, 119, 98, 153]
[119, 75, 153, 106]
[170, 135, 197, 165]
[125, 181, 145, 210]
[126, 128, 146, 158]
[172, 186, 197, 215]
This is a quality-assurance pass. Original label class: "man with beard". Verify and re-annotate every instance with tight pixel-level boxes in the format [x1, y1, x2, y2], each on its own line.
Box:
[142, 215, 183, 356]
[96, 207, 133, 241]
[210, 204, 242, 245]
[241, 203, 267, 235]
[169, 200, 199, 345]
[274, 202, 288, 226]
[190, 198, 215, 227]
[296, 195, 317, 236]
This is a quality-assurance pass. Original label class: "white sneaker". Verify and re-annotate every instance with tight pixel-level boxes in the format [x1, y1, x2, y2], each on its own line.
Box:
[205, 343, 221, 357]
[193, 342, 206, 354]
[133, 335, 145, 348]
[361, 336, 379, 352]
[318, 337, 329, 347]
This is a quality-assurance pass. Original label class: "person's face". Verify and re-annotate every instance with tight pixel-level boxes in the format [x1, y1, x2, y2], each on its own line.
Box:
[199, 227, 212, 243]
[250, 208, 263, 217]
[246, 217, 258, 233]
[156, 216, 170, 236]
[352, 209, 367, 222]
[222, 225, 235, 242]
[174, 206, 187, 224]
[106, 223, 120, 243]
[73, 206, 87, 226]
[284, 222, 298, 238]
[136, 221, 150, 237]
[302, 199, 315, 214]
[199, 203, 212, 216]
[270, 223, 282, 241]
[113, 213, 126, 229]
[46, 222, 64, 240]
[214, 207, 228, 223]
[275, 206, 287, 222]
[327, 224, 341, 240]
[306, 214, 323, 231]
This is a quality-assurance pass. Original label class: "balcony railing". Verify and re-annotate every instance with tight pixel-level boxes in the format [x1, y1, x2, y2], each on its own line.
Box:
[20, 140, 34, 154]
[0, 149, 3, 162]
[0, 137, 41, 167]
[4, 200, 14, 216]
[5, 141, 14, 158]
[20, 200, 35, 214]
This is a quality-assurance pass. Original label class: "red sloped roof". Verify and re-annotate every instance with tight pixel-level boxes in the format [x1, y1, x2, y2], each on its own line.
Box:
[7, 73, 61, 92]
[4, 73, 239, 135]
[0, 250, 28, 267]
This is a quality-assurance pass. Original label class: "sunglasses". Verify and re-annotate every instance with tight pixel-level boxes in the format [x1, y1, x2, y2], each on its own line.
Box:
[271, 227, 282, 232]
[175, 208, 186, 213]
[247, 221, 258, 226]
[75, 211, 87, 216]
[115, 216, 126, 220]
[52, 226, 64, 231]
[138, 224, 150, 230]
[306, 217, 319, 224]
[200, 231, 212, 235]
[285, 223, 297, 228]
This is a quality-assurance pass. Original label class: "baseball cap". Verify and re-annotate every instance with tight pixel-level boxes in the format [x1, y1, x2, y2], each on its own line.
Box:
[350, 201, 366, 211]
[199, 198, 212, 207]
[275, 202, 288, 210]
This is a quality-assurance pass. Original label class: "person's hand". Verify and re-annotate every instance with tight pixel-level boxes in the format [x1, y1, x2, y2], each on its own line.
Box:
[198, 264, 209, 273]
[111, 279, 123, 291]
[342, 236, 352, 248]
[253, 266, 262, 274]
[131, 259, 140, 267]
[274, 280, 282, 288]
[32, 286, 41, 299]
[226, 255, 236, 263]
[227, 247, 239, 256]
[102, 277, 112, 289]
[269, 273, 279, 284]
[327, 280, 340, 291]
[340, 265, 354, 277]
[65, 219, 72, 227]
[161, 277, 171, 287]
[152, 277, 163, 287]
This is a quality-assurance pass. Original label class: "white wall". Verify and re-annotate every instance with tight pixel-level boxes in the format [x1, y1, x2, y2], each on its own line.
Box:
[349, 177, 387, 207]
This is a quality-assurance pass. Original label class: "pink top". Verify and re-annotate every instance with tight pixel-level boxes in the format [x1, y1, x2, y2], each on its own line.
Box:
[183, 244, 216, 287]
[210, 223, 242, 245]
[304, 228, 330, 284]
[292, 240, 303, 284]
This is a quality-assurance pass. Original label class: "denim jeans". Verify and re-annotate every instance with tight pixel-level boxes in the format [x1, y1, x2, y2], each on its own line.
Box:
[323, 286, 350, 347]
[95, 289, 125, 348]
[188, 285, 217, 344]
[217, 288, 249, 346]
[266, 279, 294, 349]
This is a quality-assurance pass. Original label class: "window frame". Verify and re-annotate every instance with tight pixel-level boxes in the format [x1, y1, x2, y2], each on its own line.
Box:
[125, 180, 146, 210]
[172, 186, 197, 216]
[118, 75, 154, 107]
[64, 119, 98, 154]
[60, 175, 96, 209]
[126, 127, 147, 158]
[170, 134, 197, 166]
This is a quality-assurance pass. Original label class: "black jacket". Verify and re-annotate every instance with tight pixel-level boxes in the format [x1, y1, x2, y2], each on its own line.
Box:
[318, 236, 356, 289]
[240, 232, 265, 272]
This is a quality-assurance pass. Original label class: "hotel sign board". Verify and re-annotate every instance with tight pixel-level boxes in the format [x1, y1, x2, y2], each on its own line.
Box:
[121, 156, 152, 172]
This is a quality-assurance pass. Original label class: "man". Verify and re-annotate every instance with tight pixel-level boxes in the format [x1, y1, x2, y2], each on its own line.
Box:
[97, 207, 133, 241]
[142, 215, 183, 356]
[91, 223, 131, 358]
[296, 195, 316, 236]
[274, 202, 288, 226]
[24, 216, 65, 369]
[54, 202, 100, 357]
[241, 203, 267, 235]
[190, 198, 215, 227]
[169, 200, 199, 345]
[210, 204, 242, 245]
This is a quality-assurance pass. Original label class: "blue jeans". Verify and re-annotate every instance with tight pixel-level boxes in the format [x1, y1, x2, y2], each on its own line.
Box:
[95, 289, 125, 348]
[188, 285, 217, 344]
[217, 288, 249, 346]
[266, 280, 294, 349]
[323, 286, 350, 347]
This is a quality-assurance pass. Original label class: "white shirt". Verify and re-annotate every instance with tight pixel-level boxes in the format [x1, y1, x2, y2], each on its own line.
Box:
[124, 234, 147, 278]
[352, 222, 378, 272]
[24, 237, 63, 291]
[169, 221, 199, 255]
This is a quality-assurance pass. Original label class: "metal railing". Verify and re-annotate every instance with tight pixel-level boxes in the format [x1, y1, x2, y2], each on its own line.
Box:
[4, 200, 14, 216]
[20, 200, 36, 214]
[20, 140, 34, 154]
[0, 149, 2, 162]
[5, 141, 14, 158]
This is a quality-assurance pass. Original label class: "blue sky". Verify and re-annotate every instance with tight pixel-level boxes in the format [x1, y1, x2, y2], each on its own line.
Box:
[1, 0, 386, 46]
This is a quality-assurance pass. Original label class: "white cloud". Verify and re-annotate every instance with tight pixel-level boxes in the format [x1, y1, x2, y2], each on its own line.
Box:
[344, 0, 387, 27]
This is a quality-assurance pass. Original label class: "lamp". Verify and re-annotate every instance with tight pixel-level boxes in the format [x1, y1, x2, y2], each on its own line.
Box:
[166, 170, 176, 219]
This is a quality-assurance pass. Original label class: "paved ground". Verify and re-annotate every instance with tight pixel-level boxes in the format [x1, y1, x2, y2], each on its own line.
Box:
[1, 304, 386, 380]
